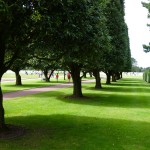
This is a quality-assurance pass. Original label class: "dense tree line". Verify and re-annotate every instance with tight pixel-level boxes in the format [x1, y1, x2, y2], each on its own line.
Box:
[0, 0, 131, 131]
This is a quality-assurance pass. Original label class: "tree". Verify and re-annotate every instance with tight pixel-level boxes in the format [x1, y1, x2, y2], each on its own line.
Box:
[34, 0, 110, 98]
[103, 0, 131, 84]
[28, 57, 58, 82]
[11, 59, 24, 86]
[0, 0, 34, 130]
[131, 57, 143, 72]
[10, 53, 32, 85]
[131, 57, 138, 67]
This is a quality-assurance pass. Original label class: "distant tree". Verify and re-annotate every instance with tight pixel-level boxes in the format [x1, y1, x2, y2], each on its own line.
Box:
[11, 59, 24, 86]
[131, 58, 145, 72]
[28, 57, 58, 82]
[131, 58, 138, 67]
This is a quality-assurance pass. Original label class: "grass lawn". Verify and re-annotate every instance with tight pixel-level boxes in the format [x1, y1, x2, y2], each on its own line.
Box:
[1, 78, 69, 93]
[0, 77, 150, 150]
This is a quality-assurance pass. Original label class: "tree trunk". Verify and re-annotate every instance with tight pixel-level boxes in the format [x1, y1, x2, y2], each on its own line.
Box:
[15, 70, 22, 85]
[0, 37, 7, 130]
[70, 65, 83, 98]
[0, 76, 7, 131]
[106, 71, 111, 84]
[89, 72, 93, 77]
[48, 70, 54, 82]
[112, 73, 116, 82]
[83, 71, 87, 78]
[120, 72, 123, 79]
[116, 72, 121, 80]
[93, 70, 102, 89]
[64, 70, 66, 80]
[43, 69, 49, 82]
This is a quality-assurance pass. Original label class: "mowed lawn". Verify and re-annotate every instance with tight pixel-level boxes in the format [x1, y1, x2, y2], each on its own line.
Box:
[1, 77, 150, 150]
[1, 77, 69, 93]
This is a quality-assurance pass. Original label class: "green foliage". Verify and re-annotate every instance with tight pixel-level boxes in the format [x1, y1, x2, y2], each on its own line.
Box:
[104, 0, 131, 72]
[143, 44, 150, 53]
[0, 0, 35, 73]
[33, 0, 110, 68]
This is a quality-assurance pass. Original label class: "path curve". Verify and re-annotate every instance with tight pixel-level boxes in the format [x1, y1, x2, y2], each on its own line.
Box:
[3, 80, 95, 100]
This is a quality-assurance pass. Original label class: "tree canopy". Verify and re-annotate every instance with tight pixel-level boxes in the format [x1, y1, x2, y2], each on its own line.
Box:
[0, 0, 131, 131]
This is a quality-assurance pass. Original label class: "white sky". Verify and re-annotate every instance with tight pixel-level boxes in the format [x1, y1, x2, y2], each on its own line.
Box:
[125, 0, 150, 67]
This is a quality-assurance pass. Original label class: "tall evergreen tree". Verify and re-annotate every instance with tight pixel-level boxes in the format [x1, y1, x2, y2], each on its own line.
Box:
[104, 0, 131, 83]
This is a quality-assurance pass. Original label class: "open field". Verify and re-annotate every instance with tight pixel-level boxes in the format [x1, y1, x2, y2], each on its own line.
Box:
[0, 76, 150, 150]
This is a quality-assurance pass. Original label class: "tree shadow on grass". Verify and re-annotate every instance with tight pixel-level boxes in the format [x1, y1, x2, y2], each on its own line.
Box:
[110, 80, 149, 87]
[109, 83, 148, 87]
[85, 85, 150, 93]
[62, 93, 150, 109]
[85, 77, 150, 94]
[107, 78, 148, 86]
[5, 77, 150, 109]
[26, 88, 150, 109]
[1, 115, 150, 150]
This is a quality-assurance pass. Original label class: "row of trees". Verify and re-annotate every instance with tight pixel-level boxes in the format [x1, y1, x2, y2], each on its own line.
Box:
[0, 0, 131, 131]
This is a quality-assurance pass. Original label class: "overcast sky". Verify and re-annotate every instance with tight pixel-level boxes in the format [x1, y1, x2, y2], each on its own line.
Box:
[125, 0, 150, 67]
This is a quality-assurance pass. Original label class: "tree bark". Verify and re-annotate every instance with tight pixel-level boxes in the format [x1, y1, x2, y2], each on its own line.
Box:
[93, 70, 102, 89]
[89, 72, 93, 77]
[106, 71, 111, 84]
[15, 70, 22, 85]
[48, 70, 54, 82]
[43, 69, 49, 82]
[70, 64, 83, 98]
[64, 70, 66, 80]
[120, 72, 123, 79]
[0, 39, 7, 130]
[0, 76, 7, 131]
[116, 72, 121, 80]
[112, 73, 116, 82]
[83, 71, 87, 78]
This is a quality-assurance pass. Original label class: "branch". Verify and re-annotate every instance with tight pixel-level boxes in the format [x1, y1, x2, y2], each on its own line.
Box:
[4, 49, 19, 70]
[32, 54, 61, 62]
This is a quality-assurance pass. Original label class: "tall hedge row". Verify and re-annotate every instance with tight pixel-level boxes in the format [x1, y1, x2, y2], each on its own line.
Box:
[143, 70, 150, 83]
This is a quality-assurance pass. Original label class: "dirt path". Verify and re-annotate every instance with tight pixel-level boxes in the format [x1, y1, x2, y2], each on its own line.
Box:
[3, 80, 95, 100]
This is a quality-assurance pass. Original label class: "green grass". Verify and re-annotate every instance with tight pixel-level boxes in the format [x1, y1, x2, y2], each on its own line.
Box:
[1, 78, 69, 93]
[0, 77, 150, 150]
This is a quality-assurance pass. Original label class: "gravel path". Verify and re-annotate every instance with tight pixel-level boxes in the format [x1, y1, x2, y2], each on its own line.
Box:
[3, 80, 95, 100]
